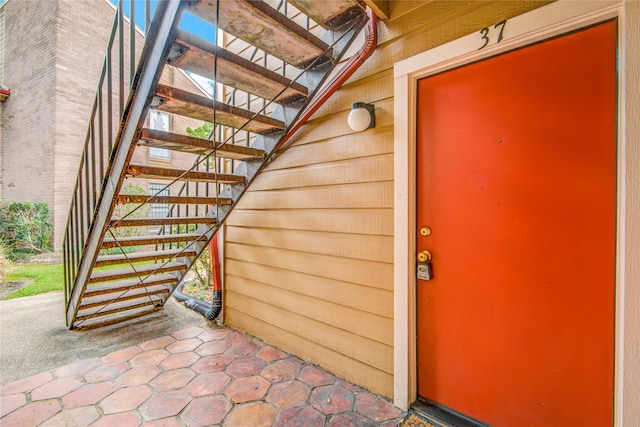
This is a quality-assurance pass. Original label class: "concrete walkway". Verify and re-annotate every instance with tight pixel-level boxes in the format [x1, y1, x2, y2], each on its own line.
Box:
[0, 292, 209, 384]
[0, 294, 405, 426]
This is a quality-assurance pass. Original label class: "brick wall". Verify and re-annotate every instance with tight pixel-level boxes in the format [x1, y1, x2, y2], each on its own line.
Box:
[1, 0, 115, 250]
[1, 0, 58, 225]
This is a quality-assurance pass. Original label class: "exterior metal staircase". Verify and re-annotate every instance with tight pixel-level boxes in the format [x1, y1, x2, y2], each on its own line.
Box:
[63, 0, 370, 329]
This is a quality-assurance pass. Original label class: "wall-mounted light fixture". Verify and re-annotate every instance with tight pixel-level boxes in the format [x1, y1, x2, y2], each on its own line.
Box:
[347, 102, 375, 132]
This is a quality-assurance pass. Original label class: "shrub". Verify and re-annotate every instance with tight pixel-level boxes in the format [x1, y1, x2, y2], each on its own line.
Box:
[0, 201, 52, 255]
[111, 183, 151, 238]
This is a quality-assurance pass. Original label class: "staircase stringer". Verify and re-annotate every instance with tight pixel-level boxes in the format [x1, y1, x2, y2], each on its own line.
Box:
[165, 13, 373, 301]
[65, 1, 188, 327]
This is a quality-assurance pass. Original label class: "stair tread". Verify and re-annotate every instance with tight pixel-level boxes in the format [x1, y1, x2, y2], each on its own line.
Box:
[89, 262, 186, 283]
[80, 284, 172, 309]
[153, 85, 284, 134]
[126, 164, 246, 184]
[139, 128, 265, 160]
[101, 233, 208, 249]
[84, 273, 178, 297]
[73, 307, 160, 330]
[188, 0, 331, 68]
[288, 0, 363, 30]
[171, 30, 307, 103]
[116, 195, 232, 205]
[95, 249, 197, 267]
[76, 295, 166, 321]
[110, 216, 217, 228]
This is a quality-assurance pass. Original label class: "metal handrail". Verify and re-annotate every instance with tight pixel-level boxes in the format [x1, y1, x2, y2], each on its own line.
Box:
[62, 0, 183, 325]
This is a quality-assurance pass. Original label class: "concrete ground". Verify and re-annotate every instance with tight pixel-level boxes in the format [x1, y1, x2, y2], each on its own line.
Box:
[0, 292, 209, 384]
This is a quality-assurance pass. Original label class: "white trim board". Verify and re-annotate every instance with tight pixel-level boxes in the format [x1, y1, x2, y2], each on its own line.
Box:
[393, 1, 631, 424]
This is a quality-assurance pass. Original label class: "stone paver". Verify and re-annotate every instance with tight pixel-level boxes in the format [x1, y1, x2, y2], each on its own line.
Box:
[114, 366, 160, 387]
[129, 349, 169, 367]
[159, 351, 199, 370]
[40, 405, 100, 427]
[0, 324, 405, 426]
[166, 337, 201, 354]
[262, 359, 299, 382]
[149, 368, 196, 391]
[0, 393, 27, 416]
[0, 372, 53, 396]
[31, 376, 84, 401]
[0, 399, 62, 427]
[61, 382, 116, 408]
[267, 380, 311, 409]
[225, 401, 277, 427]
[275, 406, 326, 427]
[138, 390, 191, 421]
[84, 361, 130, 383]
[180, 395, 232, 426]
[185, 371, 231, 397]
[298, 365, 336, 387]
[225, 355, 266, 377]
[225, 376, 270, 403]
[99, 385, 152, 414]
[310, 384, 355, 414]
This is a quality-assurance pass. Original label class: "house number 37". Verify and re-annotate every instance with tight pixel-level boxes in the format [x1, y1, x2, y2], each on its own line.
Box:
[478, 20, 507, 50]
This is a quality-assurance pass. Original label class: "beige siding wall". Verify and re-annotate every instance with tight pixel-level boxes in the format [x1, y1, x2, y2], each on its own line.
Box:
[223, 1, 550, 398]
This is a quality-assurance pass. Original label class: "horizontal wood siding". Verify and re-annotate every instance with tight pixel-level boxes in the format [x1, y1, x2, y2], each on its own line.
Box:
[223, 0, 550, 399]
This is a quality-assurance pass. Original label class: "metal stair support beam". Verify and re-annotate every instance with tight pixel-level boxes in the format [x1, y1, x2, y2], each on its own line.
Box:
[65, 0, 187, 327]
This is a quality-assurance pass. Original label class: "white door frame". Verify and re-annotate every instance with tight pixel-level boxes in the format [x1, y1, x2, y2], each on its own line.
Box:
[393, 1, 631, 424]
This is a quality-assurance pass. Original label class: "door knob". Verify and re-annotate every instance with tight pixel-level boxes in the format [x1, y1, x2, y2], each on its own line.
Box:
[417, 250, 432, 263]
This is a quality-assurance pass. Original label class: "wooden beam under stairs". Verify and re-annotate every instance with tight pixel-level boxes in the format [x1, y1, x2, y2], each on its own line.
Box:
[84, 274, 178, 297]
[138, 128, 265, 160]
[153, 85, 284, 133]
[289, 0, 364, 30]
[102, 233, 208, 249]
[89, 262, 187, 283]
[170, 30, 308, 103]
[126, 165, 246, 184]
[116, 195, 233, 205]
[76, 295, 166, 322]
[95, 249, 197, 267]
[109, 216, 217, 228]
[79, 285, 171, 310]
[187, 0, 332, 68]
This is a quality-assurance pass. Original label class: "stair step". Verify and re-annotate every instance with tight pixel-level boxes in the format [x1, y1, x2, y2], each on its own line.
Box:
[126, 165, 246, 184]
[95, 249, 197, 267]
[89, 262, 186, 283]
[75, 295, 166, 322]
[288, 0, 363, 30]
[110, 216, 217, 228]
[153, 85, 284, 134]
[170, 30, 308, 103]
[85, 273, 178, 297]
[139, 128, 265, 160]
[80, 284, 172, 310]
[73, 307, 161, 330]
[101, 233, 208, 249]
[188, 0, 331, 68]
[116, 195, 232, 205]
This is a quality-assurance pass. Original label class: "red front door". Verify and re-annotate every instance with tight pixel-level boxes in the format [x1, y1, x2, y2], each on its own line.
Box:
[415, 21, 617, 426]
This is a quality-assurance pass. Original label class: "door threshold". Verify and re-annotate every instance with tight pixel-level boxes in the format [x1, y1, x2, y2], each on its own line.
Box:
[408, 397, 492, 427]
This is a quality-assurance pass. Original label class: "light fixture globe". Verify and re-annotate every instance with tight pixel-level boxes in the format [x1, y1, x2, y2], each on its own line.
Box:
[347, 102, 375, 132]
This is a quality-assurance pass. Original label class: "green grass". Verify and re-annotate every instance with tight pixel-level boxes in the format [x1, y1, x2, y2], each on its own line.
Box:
[4, 263, 64, 299]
